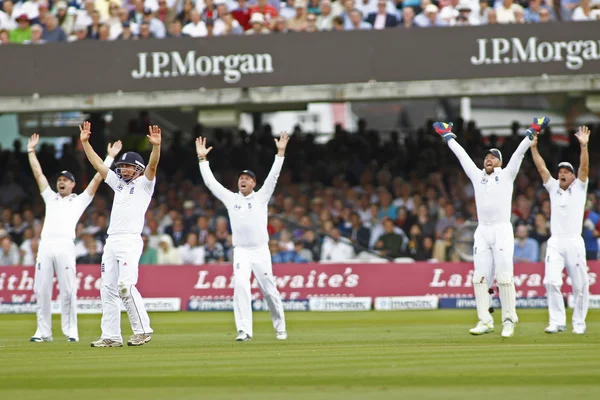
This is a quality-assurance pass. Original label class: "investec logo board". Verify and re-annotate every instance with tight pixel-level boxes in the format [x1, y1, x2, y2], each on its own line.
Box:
[131, 51, 274, 84]
[471, 37, 600, 70]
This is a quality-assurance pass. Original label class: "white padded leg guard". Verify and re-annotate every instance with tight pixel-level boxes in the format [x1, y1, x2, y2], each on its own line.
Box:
[497, 272, 518, 323]
[473, 271, 493, 325]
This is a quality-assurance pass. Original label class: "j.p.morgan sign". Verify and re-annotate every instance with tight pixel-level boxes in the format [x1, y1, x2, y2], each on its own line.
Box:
[471, 37, 600, 70]
[131, 51, 274, 84]
[0, 22, 598, 97]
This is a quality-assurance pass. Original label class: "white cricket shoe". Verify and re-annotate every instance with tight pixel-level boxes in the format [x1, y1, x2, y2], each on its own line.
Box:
[572, 327, 586, 335]
[127, 334, 152, 347]
[276, 331, 288, 340]
[235, 331, 252, 342]
[544, 325, 566, 334]
[30, 336, 53, 343]
[469, 321, 494, 335]
[90, 338, 123, 348]
[501, 321, 515, 338]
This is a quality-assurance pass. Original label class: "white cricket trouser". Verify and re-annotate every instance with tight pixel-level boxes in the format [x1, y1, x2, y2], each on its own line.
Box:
[544, 236, 589, 331]
[233, 245, 286, 337]
[100, 235, 153, 341]
[33, 239, 79, 339]
[472, 223, 518, 325]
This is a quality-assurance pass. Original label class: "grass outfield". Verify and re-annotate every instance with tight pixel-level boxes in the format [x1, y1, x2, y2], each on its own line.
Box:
[0, 310, 599, 400]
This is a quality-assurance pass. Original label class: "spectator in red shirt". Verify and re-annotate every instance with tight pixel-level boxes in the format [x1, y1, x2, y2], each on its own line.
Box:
[232, 0, 252, 30]
[249, 0, 278, 28]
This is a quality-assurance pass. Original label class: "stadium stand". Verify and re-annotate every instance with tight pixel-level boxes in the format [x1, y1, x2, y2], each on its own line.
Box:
[1, 118, 600, 267]
[0, 0, 598, 45]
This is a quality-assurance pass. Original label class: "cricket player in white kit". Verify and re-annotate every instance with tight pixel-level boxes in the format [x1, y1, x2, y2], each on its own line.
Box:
[80, 123, 162, 347]
[530, 126, 591, 335]
[196, 134, 289, 341]
[27, 132, 120, 343]
[434, 117, 550, 337]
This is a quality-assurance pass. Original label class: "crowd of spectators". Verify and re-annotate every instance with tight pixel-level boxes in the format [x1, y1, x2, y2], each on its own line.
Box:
[0, 0, 598, 45]
[1, 117, 600, 267]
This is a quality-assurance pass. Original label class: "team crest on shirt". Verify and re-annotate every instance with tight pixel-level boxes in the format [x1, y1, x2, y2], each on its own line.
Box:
[233, 204, 241, 210]
[480, 178, 488, 184]
[116, 184, 124, 192]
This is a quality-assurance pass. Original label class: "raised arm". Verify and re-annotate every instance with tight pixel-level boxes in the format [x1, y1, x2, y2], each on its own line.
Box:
[145, 125, 161, 181]
[433, 122, 481, 182]
[258, 132, 289, 201]
[506, 117, 550, 179]
[26, 133, 49, 193]
[195, 136, 235, 205]
[85, 141, 122, 197]
[529, 135, 551, 184]
[574, 125, 590, 182]
[80, 121, 110, 179]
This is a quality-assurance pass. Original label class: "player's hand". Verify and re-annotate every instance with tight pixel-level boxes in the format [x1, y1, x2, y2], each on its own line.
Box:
[79, 121, 92, 143]
[575, 126, 590, 146]
[195, 136, 213, 158]
[433, 122, 456, 142]
[274, 132, 290, 153]
[107, 140, 123, 158]
[147, 125, 161, 146]
[530, 134, 538, 148]
[28, 133, 40, 151]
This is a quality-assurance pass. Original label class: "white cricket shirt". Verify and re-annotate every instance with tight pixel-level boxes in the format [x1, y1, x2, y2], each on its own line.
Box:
[104, 170, 155, 236]
[544, 177, 588, 237]
[40, 187, 93, 241]
[448, 137, 532, 225]
[199, 156, 284, 249]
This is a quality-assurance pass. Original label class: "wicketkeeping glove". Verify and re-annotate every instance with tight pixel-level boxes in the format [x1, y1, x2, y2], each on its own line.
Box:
[526, 117, 550, 140]
[433, 122, 456, 142]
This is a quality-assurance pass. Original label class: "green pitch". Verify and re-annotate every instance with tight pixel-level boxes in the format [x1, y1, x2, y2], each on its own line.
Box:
[1, 310, 599, 400]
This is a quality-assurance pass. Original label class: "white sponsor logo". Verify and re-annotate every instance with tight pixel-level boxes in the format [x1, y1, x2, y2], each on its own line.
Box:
[309, 296, 372, 311]
[0, 298, 181, 314]
[131, 51, 274, 84]
[568, 294, 600, 309]
[471, 38, 600, 70]
[375, 296, 438, 311]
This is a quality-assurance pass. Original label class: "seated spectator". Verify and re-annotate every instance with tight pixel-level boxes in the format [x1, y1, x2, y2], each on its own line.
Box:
[524, 0, 556, 22]
[332, 15, 345, 30]
[204, 232, 226, 263]
[76, 238, 103, 264]
[316, 0, 334, 30]
[476, 0, 492, 23]
[143, 9, 167, 38]
[307, 0, 321, 14]
[287, 0, 309, 31]
[530, 212, 550, 245]
[321, 228, 356, 261]
[374, 217, 407, 259]
[54, 1, 75, 36]
[301, 230, 321, 260]
[294, 241, 313, 262]
[178, 232, 206, 265]
[0, 235, 20, 266]
[118, 21, 137, 39]
[140, 234, 158, 264]
[0, 0, 18, 32]
[366, 0, 398, 29]
[155, 0, 177, 26]
[347, 212, 371, 250]
[215, 12, 243, 35]
[513, 4, 526, 22]
[0, 29, 9, 44]
[138, 21, 155, 39]
[110, 8, 138, 39]
[486, 7, 498, 23]
[432, 226, 460, 262]
[435, 203, 456, 239]
[165, 217, 188, 247]
[232, 0, 252, 30]
[279, 229, 295, 251]
[514, 224, 539, 262]
[129, 0, 146, 25]
[75, 228, 103, 260]
[86, 10, 103, 39]
[399, 6, 417, 28]
[9, 14, 32, 43]
[538, 6, 553, 22]
[272, 15, 291, 32]
[406, 224, 430, 261]
[303, 12, 319, 31]
[205, 18, 216, 36]
[345, 9, 372, 29]
[245, 12, 270, 34]
[455, 2, 480, 25]
[182, 9, 208, 37]
[157, 234, 183, 264]
[249, 0, 278, 27]
[9, 213, 27, 245]
[496, 0, 517, 23]
[572, 0, 595, 20]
